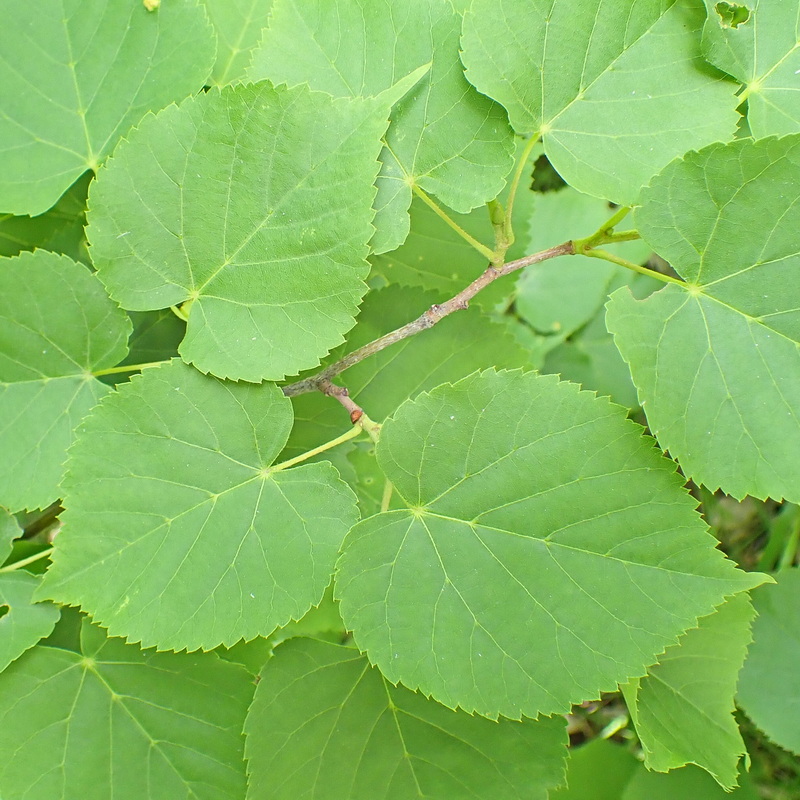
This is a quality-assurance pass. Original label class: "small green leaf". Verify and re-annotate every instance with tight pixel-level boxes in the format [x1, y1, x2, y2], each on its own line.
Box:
[247, 0, 514, 253]
[607, 136, 800, 501]
[244, 636, 568, 800]
[623, 593, 755, 789]
[738, 568, 800, 755]
[461, 0, 740, 204]
[0, 0, 216, 215]
[0, 506, 20, 563]
[0, 251, 131, 512]
[202, 0, 274, 85]
[40, 360, 359, 651]
[702, 0, 799, 136]
[0, 620, 252, 799]
[336, 369, 765, 719]
[552, 739, 639, 799]
[87, 83, 388, 382]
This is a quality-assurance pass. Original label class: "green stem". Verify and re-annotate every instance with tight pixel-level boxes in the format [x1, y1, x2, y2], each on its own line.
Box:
[380, 480, 394, 513]
[267, 426, 363, 473]
[0, 547, 54, 573]
[572, 206, 633, 252]
[778, 515, 800, 570]
[503, 134, 540, 246]
[93, 360, 169, 378]
[412, 185, 495, 261]
[603, 229, 641, 244]
[170, 304, 188, 322]
[583, 249, 684, 286]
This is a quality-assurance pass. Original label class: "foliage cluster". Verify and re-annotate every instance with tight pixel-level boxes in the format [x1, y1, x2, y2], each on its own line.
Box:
[0, 0, 799, 798]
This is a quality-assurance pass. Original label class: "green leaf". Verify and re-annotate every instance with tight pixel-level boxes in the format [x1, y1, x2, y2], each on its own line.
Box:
[0, 572, 60, 674]
[515, 189, 652, 337]
[247, 0, 514, 253]
[244, 636, 568, 800]
[0, 620, 252, 799]
[623, 593, 755, 789]
[738, 567, 800, 755]
[0, 0, 216, 215]
[0, 172, 91, 263]
[119, 310, 185, 368]
[336, 369, 765, 719]
[202, 0, 273, 86]
[621, 763, 760, 800]
[461, 0, 740, 204]
[87, 82, 388, 382]
[607, 136, 800, 502]
[552, 739, 639, 800]
[40, 360, 359, 651]
[0, 250, 131, 512]
[702, 0, 800, 136]
[285, 285, 532, 458]
[0, 506, 20, 563]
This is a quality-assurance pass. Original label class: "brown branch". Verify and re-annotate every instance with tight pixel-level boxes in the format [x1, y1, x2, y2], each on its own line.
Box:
[318, 379, 365, 424]
[283, 240, 575, 397]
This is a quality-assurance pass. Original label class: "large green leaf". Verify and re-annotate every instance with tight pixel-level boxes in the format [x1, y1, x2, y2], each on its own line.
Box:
[286, 285, 532, 457]
[607, 136, 800, 502]
[0, 0, 215, 215]
[0, 250, 131, 512]
[738, 568, 800, 755]
[0, 509, 60, 672]
[0, 172, 91, 263]
[461, 0, 739, 204]
[702, 0, 800, 136]
[336, 370, 764, 720]
[40, 360, 359, 651]
[245, 636, 568, 800]
[202, 0, 273, 85]
[87, 82, 388, 382]
[247, 0, 514, 253]
[0, 620, 252, 799]
[623, 593, 755, 789]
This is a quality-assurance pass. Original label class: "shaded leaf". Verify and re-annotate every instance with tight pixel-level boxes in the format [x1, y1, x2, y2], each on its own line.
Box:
[245, 636, 568, 800]
[0, 620, 252, 799]
[461, 0, 739, 203]
[621, 763, 759, 800]
[0, 251, 131, 512]
[607, 136, 800, 501]
[336, 369, 765, 719]
[87, 82, 388, 382]
[623, 593, 755, 789]
[738, 567, 800, 755]
[40, 360, 359, 651]
[247, 0, 514, 253]
[552, 739, 639, 800]
[0, 0, 215, 214]
[702, 0, 800, 136]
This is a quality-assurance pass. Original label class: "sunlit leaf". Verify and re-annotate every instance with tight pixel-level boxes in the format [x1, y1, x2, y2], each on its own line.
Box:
[336, 369, 764, 719]
[0, 251, 131, 512]
[40, 360, 359, 651]
[0, 0, 216, 215]
[607, 136, 800, 501]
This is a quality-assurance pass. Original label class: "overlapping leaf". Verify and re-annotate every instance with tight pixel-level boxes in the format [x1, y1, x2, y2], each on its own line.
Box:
[461, 0, 739, 204]
[0, 509, 60, 672]
[702, 0, 800, 136]
[202, 0, 274, 85]
[0, 620, 252, 799]
[552, 739, 639, 800]
[40, 360, 359, 651]
[285, 286, 532, 458]
[621, 763, 759, 800]
[87, 82, 388, 381]
[738, 568, 800, 754]
[247, 0, 514, 253]
[607, 135, 800, 501]
[0, 0, 216, 215]
[0, 250, 131, 512]
[623, 593, 755, 789]
[336, 369, 764, 719]
[245, 636, 568, 800]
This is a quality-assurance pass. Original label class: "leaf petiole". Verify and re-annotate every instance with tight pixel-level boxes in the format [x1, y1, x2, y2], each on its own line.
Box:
[93, 360, 169, 378]
[0, 547, 54, 573]
[502, 134, 540, 247]
[267, 426, 364, 474]
[581, 249, 684, 286]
